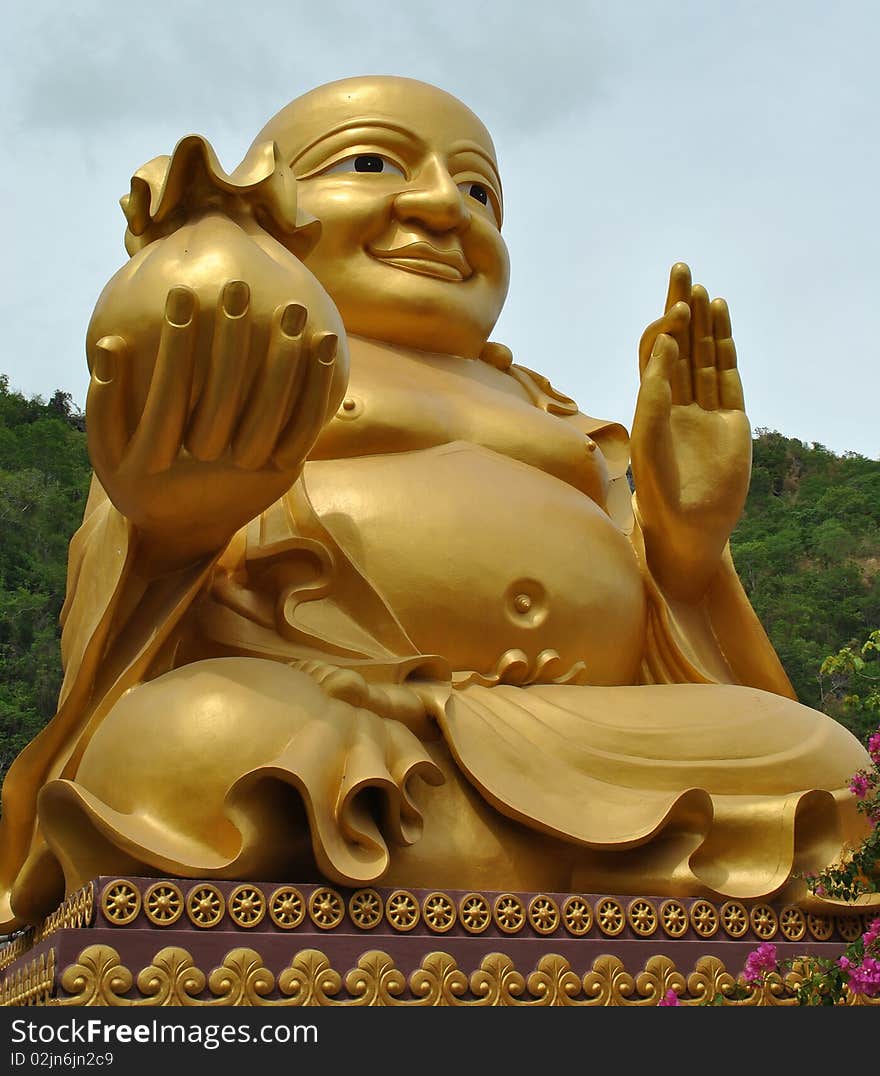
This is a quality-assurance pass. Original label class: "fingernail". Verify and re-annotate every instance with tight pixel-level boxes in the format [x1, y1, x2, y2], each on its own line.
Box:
[315, 333, 338, 365]
[222, 280, 250, 317]
[166, 286, 195, 326]
[280, 303, 307, 336]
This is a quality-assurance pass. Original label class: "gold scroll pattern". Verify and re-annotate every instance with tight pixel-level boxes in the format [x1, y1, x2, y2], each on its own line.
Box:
[15, 944, 873, 1007]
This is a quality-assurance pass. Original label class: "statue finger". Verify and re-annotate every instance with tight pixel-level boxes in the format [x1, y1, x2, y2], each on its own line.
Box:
[274, 332, 337, 471]
[719, 368, 745, 411]
[712, 298, 742, 408]
[711, 298, 736, 365]
[128, 286, 197, 474]
[690, 284, 717, 409]
[643, 332, 679, 398]
[85, 335, 129, 475]
[639, 302, 690, 377]
[186, 280, 251, 462]
[232, 302, 308, 470]
[674, 353, 694, 406]
[664, 262, 692, 314]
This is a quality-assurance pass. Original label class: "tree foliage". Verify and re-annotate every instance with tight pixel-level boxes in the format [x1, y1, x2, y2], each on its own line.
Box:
[0, 376, 91, 784]
[730, 429, 880, 735]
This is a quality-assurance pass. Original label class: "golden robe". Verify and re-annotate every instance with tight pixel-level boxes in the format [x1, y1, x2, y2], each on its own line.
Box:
[0, 339, 870, 929]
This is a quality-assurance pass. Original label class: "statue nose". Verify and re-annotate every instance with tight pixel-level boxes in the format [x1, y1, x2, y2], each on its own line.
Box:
[392, 156, 470, 233]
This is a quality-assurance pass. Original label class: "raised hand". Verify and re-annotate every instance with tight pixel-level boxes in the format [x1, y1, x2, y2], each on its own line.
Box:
[87, 280, 339, 571]
[631, 263, 752, 602]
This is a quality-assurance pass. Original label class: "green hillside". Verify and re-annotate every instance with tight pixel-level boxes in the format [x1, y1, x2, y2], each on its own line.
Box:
[729, 429, 880, 736]
[0, 375, 877, 790]
[0, 377, 91, 782]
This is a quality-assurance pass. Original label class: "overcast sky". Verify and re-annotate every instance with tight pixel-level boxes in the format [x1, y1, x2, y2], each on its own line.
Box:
[1, 1, 877, 458]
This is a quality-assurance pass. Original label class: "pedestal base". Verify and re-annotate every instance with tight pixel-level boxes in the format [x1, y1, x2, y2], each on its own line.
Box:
[2, 878, 877, 1006]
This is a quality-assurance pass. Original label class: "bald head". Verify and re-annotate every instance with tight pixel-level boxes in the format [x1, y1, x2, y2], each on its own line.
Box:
[252, 76, 499, 175]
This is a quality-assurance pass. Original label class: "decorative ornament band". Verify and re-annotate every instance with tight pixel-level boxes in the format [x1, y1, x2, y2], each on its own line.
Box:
[0, 944, 866, 1007]
[0, 949, 55, 1007]
[89, 878, 870, 944]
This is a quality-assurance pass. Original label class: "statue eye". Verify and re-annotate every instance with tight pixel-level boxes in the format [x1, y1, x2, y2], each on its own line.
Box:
[456, 180, 499, 224]
[325, 154, 405, 177]
[355, 154, 386, 173]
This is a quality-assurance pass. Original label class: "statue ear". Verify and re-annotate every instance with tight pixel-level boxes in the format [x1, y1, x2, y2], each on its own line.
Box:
[120, 135, 319, 259]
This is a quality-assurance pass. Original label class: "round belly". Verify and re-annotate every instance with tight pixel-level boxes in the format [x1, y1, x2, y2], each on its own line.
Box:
[304, 443, 647, 685]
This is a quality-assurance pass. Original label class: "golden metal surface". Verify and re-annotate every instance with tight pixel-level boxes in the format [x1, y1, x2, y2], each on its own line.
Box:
[562, 896, 593, 937]
[307, 887, 344, 930]
[661, 899, 690, 938]
[459, 893, 491, 934]
[228, 885, 266, 929]
[349, 888, 383, 930]
[143, 883, 184, 928]
[268, 886, 305, 930]
[385, 890, 420, 932]
[528, 895, 560, 935]
[102, 880, 141, 927]
[779, 906, 807, 942]
[691, 900, 720, 938]
[38, 944, 879, 1006]
[627, 899, 659, 938]
[750, 903, 779, 940]
[36, 884, 94, 941]
[808, 914, 835, 941]
[596, 898, 626, 938]
[493, 893, 526, 935]
[836, 915, 864, 942]
[422, 892, 456, 933]
[0, 75, 876, 931]
[0, 949, 54, 1007]
[720, 900, 750, 938]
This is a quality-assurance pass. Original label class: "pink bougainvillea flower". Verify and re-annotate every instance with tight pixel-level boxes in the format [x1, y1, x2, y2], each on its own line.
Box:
[658, 988, 680, 1006]
[849, 771, 872, 799]
[867, 729, 880, 765]
[743, 942, 778, 984]
[845, 956, 880, 997]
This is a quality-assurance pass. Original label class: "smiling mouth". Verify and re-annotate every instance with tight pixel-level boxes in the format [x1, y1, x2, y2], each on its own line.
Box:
[369, 241, 472, 282]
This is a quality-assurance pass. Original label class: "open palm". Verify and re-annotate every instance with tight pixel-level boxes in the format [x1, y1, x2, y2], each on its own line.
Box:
[631, 263, 752, 602]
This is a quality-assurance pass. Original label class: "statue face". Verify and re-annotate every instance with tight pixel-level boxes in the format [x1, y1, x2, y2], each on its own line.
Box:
[254, 77, 510, 358]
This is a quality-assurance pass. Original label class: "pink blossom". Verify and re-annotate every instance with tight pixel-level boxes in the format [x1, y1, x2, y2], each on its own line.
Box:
[867, 729, 880, 765]
[743, 942, 778, 984]
[845, 956, 880, 997]
[849, 772, 872, 799]
[658, 988, 680, 1006]
[864, 918, 880, 950]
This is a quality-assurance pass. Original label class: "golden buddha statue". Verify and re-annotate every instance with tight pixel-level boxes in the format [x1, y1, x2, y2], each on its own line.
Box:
[0, 75, 873, 931]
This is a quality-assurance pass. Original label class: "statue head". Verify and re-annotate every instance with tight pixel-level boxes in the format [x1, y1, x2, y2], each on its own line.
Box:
[251, 75, 510, 358]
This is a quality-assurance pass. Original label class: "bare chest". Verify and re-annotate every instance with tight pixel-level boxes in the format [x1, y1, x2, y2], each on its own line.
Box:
[311, 337, 609, 503]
